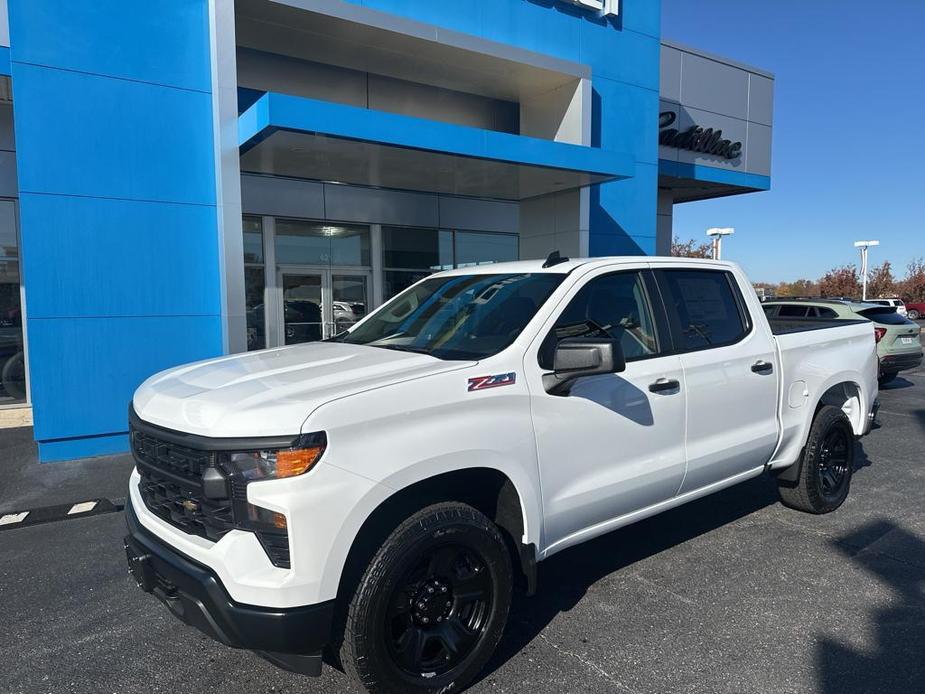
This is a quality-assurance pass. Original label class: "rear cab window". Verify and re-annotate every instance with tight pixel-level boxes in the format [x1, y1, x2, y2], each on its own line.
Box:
[657, 269, 751, 351]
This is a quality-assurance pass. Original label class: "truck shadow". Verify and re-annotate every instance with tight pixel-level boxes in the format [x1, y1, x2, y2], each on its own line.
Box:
[480, 472, 782, 681]
[479, 441, 878, 685]
[814, 520, 925, 693]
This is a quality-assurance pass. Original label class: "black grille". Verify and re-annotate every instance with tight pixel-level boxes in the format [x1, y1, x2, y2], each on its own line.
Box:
[132, 430, 234, 543]
[130, 423, 292, 569]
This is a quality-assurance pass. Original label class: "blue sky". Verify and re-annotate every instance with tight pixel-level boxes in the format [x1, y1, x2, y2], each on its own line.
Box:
[660, 0, 925, 283]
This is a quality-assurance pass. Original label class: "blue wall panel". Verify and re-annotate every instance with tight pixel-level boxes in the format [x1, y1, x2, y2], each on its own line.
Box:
[590, 161, 659, 254]
[346, 0, 662, 256]
[7, 0, 211, 92]
[9, 0, 223, 462]
[12, 64, 215, 204]
[20, 194, 221, 319]
[27, 315, 223, 442]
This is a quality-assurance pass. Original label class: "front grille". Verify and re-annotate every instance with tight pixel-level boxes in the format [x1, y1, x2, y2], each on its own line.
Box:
[132, 430, 234, 543]
[130, 423, 292, 569]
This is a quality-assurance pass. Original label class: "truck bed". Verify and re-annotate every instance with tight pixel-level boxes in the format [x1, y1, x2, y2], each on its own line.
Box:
[768, 317, 868, 335]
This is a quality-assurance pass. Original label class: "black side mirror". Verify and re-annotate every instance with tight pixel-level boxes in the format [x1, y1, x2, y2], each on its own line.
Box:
[543, 337, 626, 394]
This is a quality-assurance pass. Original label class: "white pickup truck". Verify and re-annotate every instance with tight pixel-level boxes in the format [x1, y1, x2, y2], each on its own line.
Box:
[124, 256, 879, 694]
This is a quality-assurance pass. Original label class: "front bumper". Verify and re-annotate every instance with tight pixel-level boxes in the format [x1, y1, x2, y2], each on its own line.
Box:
[879, 351, 923, 374]
[123, 497, 334, 676]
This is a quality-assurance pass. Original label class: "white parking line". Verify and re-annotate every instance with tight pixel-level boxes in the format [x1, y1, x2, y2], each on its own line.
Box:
[67, 501, 98, 515]
[0, 511, 29, 526]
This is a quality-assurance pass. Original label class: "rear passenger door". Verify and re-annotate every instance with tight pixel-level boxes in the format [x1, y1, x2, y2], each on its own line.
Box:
[655, 268, 779, 492]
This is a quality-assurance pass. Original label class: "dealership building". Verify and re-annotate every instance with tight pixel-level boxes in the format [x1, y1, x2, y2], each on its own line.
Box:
[0, 0, 773, 461]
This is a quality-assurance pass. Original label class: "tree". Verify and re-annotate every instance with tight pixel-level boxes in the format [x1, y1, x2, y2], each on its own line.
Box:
[818, 265, 861, 299]
[671, 236, 712, 258]
[866, 261, 896, 299]
[899, 258, 925, 302]
[777, 279, 819, 298]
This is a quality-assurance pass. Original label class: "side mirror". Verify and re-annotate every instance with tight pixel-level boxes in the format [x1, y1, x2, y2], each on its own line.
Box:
[543, 337, 625, 395]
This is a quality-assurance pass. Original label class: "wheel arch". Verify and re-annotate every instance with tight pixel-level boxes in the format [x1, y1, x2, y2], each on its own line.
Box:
[775, 379, 863, 484]
[334, 467, 538, 610]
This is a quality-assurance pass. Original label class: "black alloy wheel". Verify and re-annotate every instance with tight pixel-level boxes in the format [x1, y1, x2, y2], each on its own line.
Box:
[337, 502, 512, 694]
[385, 543, 493, 677]
[816, 428, 850, 500]
[777, 405, 855, 514]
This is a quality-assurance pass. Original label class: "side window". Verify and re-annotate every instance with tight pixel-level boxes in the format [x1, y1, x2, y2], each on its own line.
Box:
[817, 307, 838, 318]
[660, 270, 749, 351]
[777, 304, 809, 318]
[539, 272, 659, 369]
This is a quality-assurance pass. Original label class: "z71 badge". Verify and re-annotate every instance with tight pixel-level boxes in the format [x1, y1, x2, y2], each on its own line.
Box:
[467, 372, 516, 392]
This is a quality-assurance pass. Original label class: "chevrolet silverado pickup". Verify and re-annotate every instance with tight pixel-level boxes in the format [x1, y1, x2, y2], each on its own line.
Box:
[124, 256, 879, 694]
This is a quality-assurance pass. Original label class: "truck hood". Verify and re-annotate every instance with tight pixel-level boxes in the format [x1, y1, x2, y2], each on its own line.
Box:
[133, 342, 472, 438]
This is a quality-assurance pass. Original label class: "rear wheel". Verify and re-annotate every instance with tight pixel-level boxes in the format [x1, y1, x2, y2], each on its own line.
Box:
[778, 405, 854, 514]
[878, 372, 898, 387]
[908, 309, 920, 320]
[337, 502, 512, 694]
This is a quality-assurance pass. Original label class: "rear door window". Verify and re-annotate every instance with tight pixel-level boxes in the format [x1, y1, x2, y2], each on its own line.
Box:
[658, 270, 750, 351]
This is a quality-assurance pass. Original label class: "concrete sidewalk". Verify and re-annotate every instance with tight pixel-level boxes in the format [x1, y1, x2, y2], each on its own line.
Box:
[0, 425, 134, 514]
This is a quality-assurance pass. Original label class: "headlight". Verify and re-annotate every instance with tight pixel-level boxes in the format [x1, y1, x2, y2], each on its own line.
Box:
[223, 432, 327, 482]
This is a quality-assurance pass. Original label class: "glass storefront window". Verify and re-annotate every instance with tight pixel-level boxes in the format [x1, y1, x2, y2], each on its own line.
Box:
[0, 201, 25, 405]
[245, 266, 266, 350]
[454, 231, 518, 268]
[381, 226, 519, 300]
[382, 227, 453, 272]
[243, 217, 264, 264]
[243, 216, 266, 351]
[276, 220, 370, 266]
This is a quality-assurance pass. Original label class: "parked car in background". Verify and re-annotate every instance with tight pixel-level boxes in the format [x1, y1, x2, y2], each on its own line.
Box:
[763, 299, 923, 385]
[905, 302, 925, 321]
[868, 298, 907, 317]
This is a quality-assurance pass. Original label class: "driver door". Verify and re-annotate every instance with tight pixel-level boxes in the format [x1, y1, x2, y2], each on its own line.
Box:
[525, 267, 687, 551]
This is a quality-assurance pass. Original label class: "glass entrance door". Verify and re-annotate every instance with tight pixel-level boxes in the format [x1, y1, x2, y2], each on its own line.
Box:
[280, 272, 324, 345]
[277, 269, 371, 344]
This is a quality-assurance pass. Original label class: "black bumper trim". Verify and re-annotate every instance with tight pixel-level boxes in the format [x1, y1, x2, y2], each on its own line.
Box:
[880, 351, 923, 374]
[124, 497, 333, 675]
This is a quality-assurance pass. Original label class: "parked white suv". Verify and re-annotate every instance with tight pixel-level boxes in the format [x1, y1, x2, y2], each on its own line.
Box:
[869, 298, 908, 316]
[124, 256, 879, 694]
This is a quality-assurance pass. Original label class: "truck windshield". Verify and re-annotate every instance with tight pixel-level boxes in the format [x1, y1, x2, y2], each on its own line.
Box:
[332, 273, 565, 360]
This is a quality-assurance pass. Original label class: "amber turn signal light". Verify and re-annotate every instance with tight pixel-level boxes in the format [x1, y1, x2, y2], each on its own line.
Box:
[275, 445, 325, 478]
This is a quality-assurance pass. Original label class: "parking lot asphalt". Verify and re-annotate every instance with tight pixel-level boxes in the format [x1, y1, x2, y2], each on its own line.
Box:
[1, 367, 923, 694]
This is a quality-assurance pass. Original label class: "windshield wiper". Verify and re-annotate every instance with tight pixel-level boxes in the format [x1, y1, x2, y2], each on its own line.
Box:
[375, 344, 435, 355]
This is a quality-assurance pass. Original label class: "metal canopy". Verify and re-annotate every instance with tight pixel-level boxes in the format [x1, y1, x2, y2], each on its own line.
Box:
[239, 93, 634, 201]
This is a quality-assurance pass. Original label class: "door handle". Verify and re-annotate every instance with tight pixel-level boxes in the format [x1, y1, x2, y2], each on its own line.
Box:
[648, 378, 681, 393]
[751, 360, 774, 374]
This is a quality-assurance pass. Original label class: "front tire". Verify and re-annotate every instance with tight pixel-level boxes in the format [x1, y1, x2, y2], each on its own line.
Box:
[777, 405, 854, 514]
[338, 502, 512, 694]
[908, 309, 920, 320]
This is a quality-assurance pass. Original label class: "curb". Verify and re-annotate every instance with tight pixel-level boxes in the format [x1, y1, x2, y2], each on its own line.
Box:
[0, 498, 124, 531]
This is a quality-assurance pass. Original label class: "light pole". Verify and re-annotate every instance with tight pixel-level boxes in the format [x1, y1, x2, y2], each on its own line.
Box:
[707, 228, 735, 260]
[854, 240, 880, 301]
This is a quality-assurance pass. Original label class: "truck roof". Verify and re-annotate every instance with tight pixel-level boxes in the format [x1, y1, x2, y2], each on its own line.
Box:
[437, 256, 736, 276]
